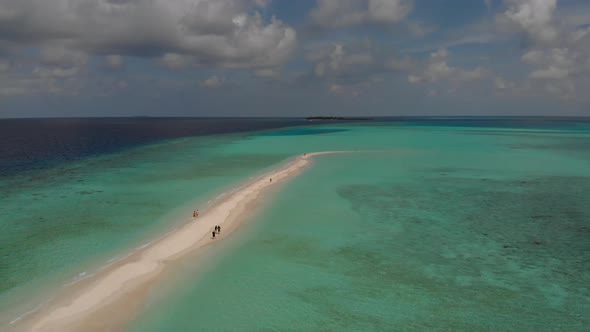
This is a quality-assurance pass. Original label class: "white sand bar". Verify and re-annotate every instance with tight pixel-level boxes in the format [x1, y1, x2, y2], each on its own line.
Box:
[28, 151, 346, 332]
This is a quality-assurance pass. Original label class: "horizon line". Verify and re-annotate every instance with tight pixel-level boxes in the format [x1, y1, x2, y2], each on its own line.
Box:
[1, 115, 590, 120]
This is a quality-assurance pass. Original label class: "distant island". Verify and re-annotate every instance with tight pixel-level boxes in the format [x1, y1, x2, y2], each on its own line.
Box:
[305, 116, 372, 121]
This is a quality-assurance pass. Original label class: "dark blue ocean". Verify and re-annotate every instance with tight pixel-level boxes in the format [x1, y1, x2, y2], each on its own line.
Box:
[2, 117, 589, 177]
[0, 118, 314, 176]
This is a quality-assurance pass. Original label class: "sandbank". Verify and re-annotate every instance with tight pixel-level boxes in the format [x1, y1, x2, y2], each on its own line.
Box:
[15, 151, 346, 332]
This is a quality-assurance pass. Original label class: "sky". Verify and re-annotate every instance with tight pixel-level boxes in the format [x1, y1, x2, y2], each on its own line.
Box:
[1, 0, 590, 117]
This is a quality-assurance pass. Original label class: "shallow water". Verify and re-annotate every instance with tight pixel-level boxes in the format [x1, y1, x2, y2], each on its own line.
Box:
[2, 119, 590, 330]
[129, 122, 590, 331]
[0, 126, 296, 324]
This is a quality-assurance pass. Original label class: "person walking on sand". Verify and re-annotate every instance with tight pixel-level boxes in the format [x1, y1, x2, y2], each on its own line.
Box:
[217, 225, 221, 234]
[212, 231, 216, 239]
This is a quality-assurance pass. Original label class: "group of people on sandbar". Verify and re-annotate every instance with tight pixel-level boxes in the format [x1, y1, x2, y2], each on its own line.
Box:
[191, 209, 221, 239]
[212, 225, 221, 239]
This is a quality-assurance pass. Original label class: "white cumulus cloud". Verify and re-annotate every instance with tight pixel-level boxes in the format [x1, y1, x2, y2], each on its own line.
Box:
[500, 0, 590, 99]
[407, 49, 488, 84]
[201, 76, 225, 88]
[503, 0, 558, 43]
[309, 42, 376, 78]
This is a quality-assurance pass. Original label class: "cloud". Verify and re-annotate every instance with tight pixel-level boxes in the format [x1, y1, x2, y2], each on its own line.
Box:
[495, 77, 515, 89]
[501, 0, 558, 44]
[0, 42, 87, 96]
[521, 45, 590, 99]
[309, 0, 413, 29]
[499, 0, 590, 100]
[106, 55, 124, 69]
[384, 55, 416, 72]
[255, 68, 280, 79]
[160, 53, 194, 69]
[403, 17, 499, 54]
[308, 41, 377, 79]
[307, 41, 488, 94]
[254, 0, 270, 8]
[39, 44, 88, 68]
[406, 21, 436, 37]
[525, 49, 571, 80]
[330, 83, 356, 96]
[200, 76, 225, 88]
[557, 5, 590, 29]
[0, 0, 297, 69]
[303, 39, 394, 96]
[407, 49, 488, 84]
[117, 80, 128, 89]
[0, 69, 75, 96]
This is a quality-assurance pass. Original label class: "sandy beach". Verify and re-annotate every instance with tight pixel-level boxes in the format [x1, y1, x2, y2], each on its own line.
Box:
[14, 151, 343, 332]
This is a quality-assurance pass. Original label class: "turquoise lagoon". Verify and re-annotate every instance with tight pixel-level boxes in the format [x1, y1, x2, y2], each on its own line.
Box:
[2, 120, 590, 330]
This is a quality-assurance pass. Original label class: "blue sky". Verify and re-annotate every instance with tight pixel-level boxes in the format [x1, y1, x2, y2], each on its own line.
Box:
[1, 0, 590, 117]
